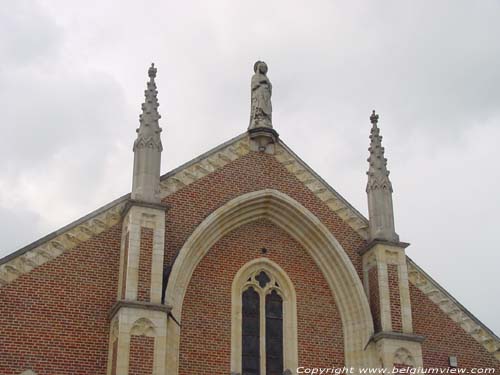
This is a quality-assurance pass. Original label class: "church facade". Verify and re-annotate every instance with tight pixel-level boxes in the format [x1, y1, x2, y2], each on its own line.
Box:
[0, 63, 498, 375]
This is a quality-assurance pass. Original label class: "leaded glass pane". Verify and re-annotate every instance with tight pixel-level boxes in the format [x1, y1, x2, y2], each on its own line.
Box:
[255, 271, 271, 288]
[242, 287, 260, 375]
[265, 290, 283, 375]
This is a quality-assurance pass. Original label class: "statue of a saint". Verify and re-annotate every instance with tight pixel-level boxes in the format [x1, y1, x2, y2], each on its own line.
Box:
[249, 61, 272, 129]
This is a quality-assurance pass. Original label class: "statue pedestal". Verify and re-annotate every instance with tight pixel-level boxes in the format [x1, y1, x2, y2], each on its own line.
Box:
[248, 127, 279, 154]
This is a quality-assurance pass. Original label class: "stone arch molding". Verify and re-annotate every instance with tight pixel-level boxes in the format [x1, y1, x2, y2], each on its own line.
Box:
[165, 189, 376, 372]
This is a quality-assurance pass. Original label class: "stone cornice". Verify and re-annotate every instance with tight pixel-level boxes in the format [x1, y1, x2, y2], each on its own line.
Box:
[122, 199, 169, 217]
[372, 331, 425, 343]
[108, 300, 172, 321]
[358, 239, 410, 256]
[407, 257, 500, 361]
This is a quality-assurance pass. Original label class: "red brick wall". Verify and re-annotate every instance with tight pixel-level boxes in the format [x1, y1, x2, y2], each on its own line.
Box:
[369, 266, 381, 332]
[388, 264, 402, 332]
[178, 219, 344, 374]
[121, 231, 129, 299]
[129, 335, 155, 375]
[0, 224, 121, 375]
[137, 227, 153, 302]
[162, 152, 366, 278]
[411, 284, 499, 370]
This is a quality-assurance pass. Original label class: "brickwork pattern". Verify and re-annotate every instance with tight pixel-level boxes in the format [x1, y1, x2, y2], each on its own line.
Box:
[0, 224, 121, 375]
[129, 335, 155, 375]
[388, 264, 402, 332]
[178, 219, 344, 374]
[121, 232, 129, 299]
[162, 151, 366, 279]
[137, 227, 153, 302]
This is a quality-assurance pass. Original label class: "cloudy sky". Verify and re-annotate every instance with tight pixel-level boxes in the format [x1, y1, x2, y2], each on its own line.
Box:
[1, 1, 499, 334]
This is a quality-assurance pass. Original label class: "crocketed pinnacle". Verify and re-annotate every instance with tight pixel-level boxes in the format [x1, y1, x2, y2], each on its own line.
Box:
[134, 63, 163, 152]
[366, 110, 392, 193]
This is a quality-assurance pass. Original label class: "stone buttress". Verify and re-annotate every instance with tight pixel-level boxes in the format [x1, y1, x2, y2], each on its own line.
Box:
[361, 111, 425, 369]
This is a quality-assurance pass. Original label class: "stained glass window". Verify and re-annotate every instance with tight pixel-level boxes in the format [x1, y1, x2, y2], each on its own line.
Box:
[241, 272, 284, 375]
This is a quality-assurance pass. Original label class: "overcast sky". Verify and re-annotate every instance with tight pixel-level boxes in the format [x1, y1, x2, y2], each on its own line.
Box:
[1, 1, 499, 335]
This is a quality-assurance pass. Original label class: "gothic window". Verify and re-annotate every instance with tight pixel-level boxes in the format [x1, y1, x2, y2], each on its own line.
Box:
[232, 259, 298, 374]
[240, 270, 285, 375]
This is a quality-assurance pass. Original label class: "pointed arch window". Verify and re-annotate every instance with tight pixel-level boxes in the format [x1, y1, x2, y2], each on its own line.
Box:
[232, 259, 297, 375]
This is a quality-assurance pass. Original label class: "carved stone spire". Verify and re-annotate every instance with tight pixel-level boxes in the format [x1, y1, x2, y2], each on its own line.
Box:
[366, 110, 399, 242]
[131, 63, 163, 203]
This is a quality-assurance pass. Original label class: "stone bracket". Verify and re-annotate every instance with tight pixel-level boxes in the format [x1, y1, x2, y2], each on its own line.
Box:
[248, 127, 279, 154]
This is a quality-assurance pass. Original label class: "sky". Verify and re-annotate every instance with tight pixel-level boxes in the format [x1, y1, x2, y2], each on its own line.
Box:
[1, 1, 499, 335]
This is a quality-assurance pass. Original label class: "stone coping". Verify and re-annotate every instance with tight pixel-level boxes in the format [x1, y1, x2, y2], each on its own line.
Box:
[109, 300, 172, 321]
[122, 199, 169, 217]
[358, 239, 410, 256]
[372, 331, 426, 343]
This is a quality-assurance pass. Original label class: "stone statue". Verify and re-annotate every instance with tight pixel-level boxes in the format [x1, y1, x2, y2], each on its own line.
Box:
[249, 61, 272, 129]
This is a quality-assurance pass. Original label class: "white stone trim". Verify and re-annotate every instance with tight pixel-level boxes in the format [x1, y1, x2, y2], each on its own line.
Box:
[159, 136, 250, 199]
[107, 308, 168, 375]
[231, 258, 298, 374]
[165, 189, 376, 373]
[118, 206, 165, 303]
[407, 259, 500, 362]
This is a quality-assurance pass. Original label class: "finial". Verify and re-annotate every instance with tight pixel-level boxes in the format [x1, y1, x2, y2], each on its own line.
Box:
[365, 109, 398, 242]
[148, 63, 157, 79]
[131, 62, 163, 203]
[370, 110, 379, 125]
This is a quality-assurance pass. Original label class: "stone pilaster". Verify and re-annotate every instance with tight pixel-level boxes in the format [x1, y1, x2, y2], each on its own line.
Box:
[107, 202, 169, 375]
[107, 64, 170, 375]
[361, 241, 424, 369]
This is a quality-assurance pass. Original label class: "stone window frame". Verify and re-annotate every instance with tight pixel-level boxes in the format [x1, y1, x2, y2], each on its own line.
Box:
[231, 258, 298, 374]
